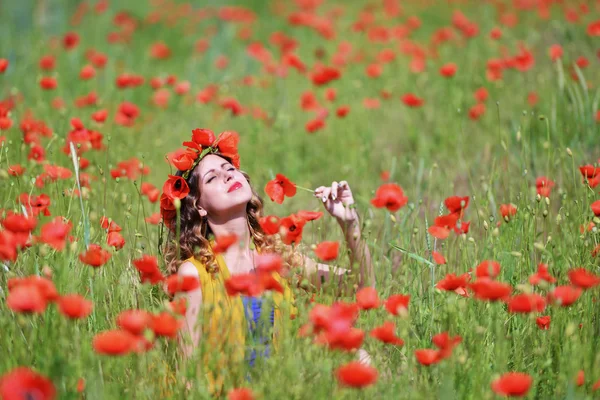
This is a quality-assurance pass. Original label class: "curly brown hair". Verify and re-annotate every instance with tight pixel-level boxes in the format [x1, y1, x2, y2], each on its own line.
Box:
[163, 152, 304, 276]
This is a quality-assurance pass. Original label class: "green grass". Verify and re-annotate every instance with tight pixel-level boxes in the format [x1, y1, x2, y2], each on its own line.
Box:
[1, 0, 599, 399]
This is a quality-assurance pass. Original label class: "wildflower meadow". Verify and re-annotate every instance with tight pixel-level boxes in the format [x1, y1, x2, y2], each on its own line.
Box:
[1, 0, 600, 399]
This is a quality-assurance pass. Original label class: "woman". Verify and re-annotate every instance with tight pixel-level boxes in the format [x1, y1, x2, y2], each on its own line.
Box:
[161, 128, 373, 394]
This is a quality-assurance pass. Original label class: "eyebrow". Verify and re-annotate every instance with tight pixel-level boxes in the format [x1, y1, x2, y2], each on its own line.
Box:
[202, 162, 231, 180]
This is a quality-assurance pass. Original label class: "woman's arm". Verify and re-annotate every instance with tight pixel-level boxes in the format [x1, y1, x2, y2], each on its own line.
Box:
[306, 181, 374, 290]
[177, 261, 203, 360]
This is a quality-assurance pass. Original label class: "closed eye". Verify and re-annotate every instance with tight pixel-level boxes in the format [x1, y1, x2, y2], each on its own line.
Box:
[206, 176, 215, 183]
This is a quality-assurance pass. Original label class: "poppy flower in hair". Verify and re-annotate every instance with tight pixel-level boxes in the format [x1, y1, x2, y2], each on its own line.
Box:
[163, 175, 190, 200]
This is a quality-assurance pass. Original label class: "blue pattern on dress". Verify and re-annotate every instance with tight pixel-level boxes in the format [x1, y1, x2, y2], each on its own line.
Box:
[240, 295, 275, 367]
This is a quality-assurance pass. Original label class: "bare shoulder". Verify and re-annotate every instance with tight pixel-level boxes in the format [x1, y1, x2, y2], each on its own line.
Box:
[178, 261, 199, 277]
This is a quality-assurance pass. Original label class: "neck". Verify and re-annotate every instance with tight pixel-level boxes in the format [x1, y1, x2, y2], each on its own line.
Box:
[207, 209, 252, 257]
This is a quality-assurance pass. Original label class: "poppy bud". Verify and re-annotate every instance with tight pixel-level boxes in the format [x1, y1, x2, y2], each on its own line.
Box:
[536, 194, 541, 202]
[173, 198, 181, 209]
[545, 197, 550, 206]
[483, 221, 489, 230]
[566, 148, 572, 157]
[543, 210, 548, 218]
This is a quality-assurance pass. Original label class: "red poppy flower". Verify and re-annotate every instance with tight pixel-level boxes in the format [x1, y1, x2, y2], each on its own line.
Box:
[335, 361, 378, 388]
[215, 131, 240, 167]
[169, 298, 187, 316]
[0, 367, 56, 400]
[255, 253, 283, 273]
[415, 349, 440, 366]
[0, 59, 8, 73]
[7, 164, 25, 176]
[58, 294, 93, 319]
[117, 309, 152, 335]
[548, 285, 582, 307]
[7, 285, 47, 314]
[265, 174, 296, 204]
[536, 315, 551, 330]
[162, 175, 190, 200]
[568, 267, 600, 289]
[428, 226, 450, 240]
[297, 210, 323, 221]
[432, 332, 462, 360]
[401, 93, 424, 107]
[548, 44, 563, 60]
[336, 105, 350, 117]
[439, 62, 457, 77]
[469, 279, 512, 301]
[507, 293, 546, 313]
[93, 330, 136, 355]
[370, 321, 404, 346]
[79, 244, 111, 267]
[165, 275, 200, 295]
[592, 200, 600, 216]
[225, 273, 263, 297]
[436, 273, 470, 291]
[475, 260, 501, 279]
[151, 312, 183, 338]
[370, 183, 408, 212]
[356, 287, 380, 310]
[259, 215, 280, 234]
[474, 87, 489, 102]
[39, 77, 57, 90]
[575, 370, 585, 386]
[445, 196, 469, 214]
[228, 387, 255, 400]
[305, 118, 325, 133]
[132, 254, 165, 284]
[39, 217, 73, 251]
[491, 372, 532, 397]
[9, 276, 59, 302]
[190, 128, 216, 147]
[528, 263, 556, 285]
[432, 251, 447, 265]
[279, 214, 306, 245]
[2, 213, 37, 233]
[311, 66, 341, 86]
[171, 150, 198, 171]
[212, 234, 238, 253]
[314, 241, 339, 261]
[384, 294, 410, 316]
[106, 231, 125, 250]
[536, 176, 555, 197]
[315, 326, 364, 352]
[500, 204, 517, 221]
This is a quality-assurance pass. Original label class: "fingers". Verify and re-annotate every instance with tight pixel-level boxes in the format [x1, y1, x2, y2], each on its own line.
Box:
[321, 187, 331, 202]
[331, 181, 338, 200]
[314, 186, 325, 197]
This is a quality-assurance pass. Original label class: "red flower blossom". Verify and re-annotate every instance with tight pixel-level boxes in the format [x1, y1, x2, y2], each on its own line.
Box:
[162, 175, 190, 200]
[165, 275, 200, 295]
[500, 204, 517, 221]
[212, 234, 238, 253]
[0, 59, 8, 73]
[335, 361, 378, 388]
[370, 321, 404, 346]
[536, 176, 555, 197]
[311, 66, 341, 86]
[228, 387, 255, 400]
[506, 293, 546, 313]
[259, 215, 280, 235]
[592, 200, 600, 216]
[265, 174, 296, 204]
[548, 44, 563, 61]
[536, 316, 551, 330]
[356, 287, 380, 310]
[39, 217, 73, 251]
[58, 294, 93, 319]
[171, 150, 198, 172]
[132, 254, 165, 284]
[415, 349, 440, 366]
[279, 214, 306, 245]
[297, 210, 323, 221]
[93, 330, 137, 355]
[475, 260, 501, 279]
[436, 273, 470, 291]
[7, 285, 47, 314]
[150, 312, 183, 338]
[575, 370, 585, 387]
[0, 367, 56, 400]
[439, 62, 457, 77]
[314, 241, 339, 261]
[79, 244, 111, 267]
[401, 93, 424, 107]
[529, 263, 556, 285]
[548, 286, 582, 307]
[568, 267, 600, 289]
[336, 105, 350, 117]
[432, 251, 447, 265]
[370, 183, 408, 212]
[117, 310, 152, 335]
[432, 332, 462, 360]
[384, 294, 410, 316]
[469, 279, 512, 301]
[106, 231, 125, 250]
[491, 372, 532, 397]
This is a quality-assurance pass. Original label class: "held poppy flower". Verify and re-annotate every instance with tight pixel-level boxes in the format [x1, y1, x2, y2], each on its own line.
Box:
[370, 183, 408, 212]
[162, 175, 190, 200]
[265, 174, 297, 204]
[384, 294, 410, 316]
[536, 316, 551, 330]
[568, 267, 600, 289]
[314, 241, 339, 261]
[93, 330, 137, 355]
[0, 367, 56, 400]
[165, 275, 200, 295]
[491, 372, 533, 397]
[369, 321, 404, 346]
[212, 234, 238, 253]
[356, 287, 380, 310]
[335, 361, 378, 388]
[79, 244, 111, 267]
[57, 294, 92, 319]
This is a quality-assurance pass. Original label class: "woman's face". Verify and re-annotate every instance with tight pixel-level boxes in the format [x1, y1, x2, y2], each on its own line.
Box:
[195, 154, 252, 217]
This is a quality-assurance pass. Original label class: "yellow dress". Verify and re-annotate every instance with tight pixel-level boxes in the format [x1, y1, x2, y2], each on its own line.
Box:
[166, 246, 297, 396]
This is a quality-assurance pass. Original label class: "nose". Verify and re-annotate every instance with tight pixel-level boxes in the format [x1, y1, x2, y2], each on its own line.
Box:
[223, 168, 234, 182]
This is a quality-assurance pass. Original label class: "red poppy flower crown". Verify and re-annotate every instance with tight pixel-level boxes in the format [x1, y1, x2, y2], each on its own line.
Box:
[160, 128, 240, 231]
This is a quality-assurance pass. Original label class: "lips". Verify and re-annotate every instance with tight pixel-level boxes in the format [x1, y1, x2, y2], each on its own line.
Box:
[227, 181, 243, 193]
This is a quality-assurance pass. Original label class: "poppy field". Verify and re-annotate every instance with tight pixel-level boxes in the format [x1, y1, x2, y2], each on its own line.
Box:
[1, 0, 600, 399]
